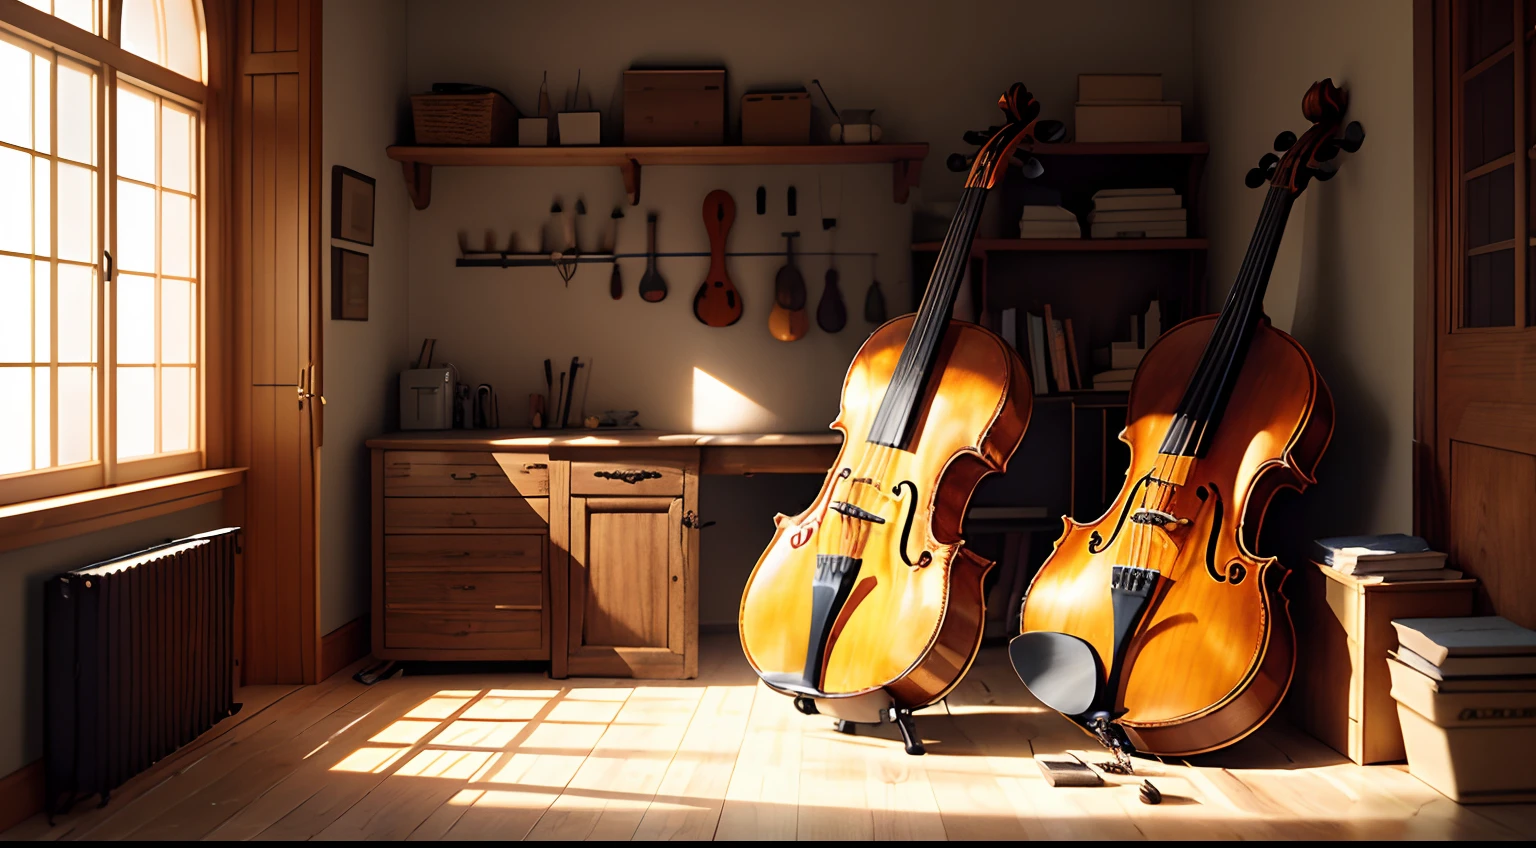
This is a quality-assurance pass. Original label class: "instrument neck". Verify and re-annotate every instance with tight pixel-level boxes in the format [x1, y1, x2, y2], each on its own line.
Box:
[867, 187, 990, 448]
[1160, 186, 1295, 460]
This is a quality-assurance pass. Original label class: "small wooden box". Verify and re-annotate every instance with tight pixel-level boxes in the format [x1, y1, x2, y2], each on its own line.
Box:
[741, 91, 811, 145]
[412, 92, 518, 145]
[623, 69, 725, 145]
[1289, 561, 1477, 764]
[1073, 103, 1181, 143]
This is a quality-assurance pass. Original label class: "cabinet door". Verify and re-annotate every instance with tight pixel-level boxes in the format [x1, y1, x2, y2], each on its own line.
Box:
[567, 496, 689, 677]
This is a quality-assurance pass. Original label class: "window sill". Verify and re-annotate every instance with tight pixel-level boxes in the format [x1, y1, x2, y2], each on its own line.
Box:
[0, 468, 246, 555]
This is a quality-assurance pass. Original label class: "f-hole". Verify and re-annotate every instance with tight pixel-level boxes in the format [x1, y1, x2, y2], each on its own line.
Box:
[893, 480, 922, 566]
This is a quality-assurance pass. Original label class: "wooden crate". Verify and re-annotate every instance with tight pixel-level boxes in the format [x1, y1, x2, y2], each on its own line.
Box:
[411, 92, 517, 145]
[1289, 561, 1477, 764]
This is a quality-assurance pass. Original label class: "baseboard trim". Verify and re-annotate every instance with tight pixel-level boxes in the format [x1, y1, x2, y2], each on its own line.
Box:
[0, 759, 44, 833]
[320, 615, 371, 681]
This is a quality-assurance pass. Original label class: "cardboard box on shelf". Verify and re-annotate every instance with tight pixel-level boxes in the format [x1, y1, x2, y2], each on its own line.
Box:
[1079, 73, 1163, 103]
[741, 91, 811, 145]
[623, 69, 726, 145]
[1075, 102, 1182, 143]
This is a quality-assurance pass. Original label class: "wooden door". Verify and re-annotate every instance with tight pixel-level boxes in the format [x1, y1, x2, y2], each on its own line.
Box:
[233, 0, 323, 684]
[1427, 0, 1536, 630]
[566, 496, 692, 678]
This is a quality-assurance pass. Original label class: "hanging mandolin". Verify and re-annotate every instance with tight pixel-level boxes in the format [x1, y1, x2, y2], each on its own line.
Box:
[738, 84, 1062, 754]
[1011, 80, 1365, 764]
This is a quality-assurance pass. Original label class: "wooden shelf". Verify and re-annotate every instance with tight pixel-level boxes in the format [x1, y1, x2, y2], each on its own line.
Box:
[1026, 141, 1208, 156]
[386, 143, 930, 209]
[912, 238, 1208, 253]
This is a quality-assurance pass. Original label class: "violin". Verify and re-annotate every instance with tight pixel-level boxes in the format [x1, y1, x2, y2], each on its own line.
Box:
[1012, 80, 1365, 760]
[739, 84, 1051, 754]
[693, 190, 743, 327]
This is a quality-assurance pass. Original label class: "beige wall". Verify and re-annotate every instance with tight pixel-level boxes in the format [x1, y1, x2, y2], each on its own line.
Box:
[1193, 0, 1416, 542]
[320, 0, 412, 632]
[0, 502, 225, 777]
[403, 0, 1197, 622]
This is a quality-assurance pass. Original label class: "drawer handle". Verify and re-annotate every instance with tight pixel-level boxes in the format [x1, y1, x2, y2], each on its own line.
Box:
[522, 462, 548, 471]
[451, 584, 476, 591]
[593, 469, 662, 484]
[450, 472, 479, 481]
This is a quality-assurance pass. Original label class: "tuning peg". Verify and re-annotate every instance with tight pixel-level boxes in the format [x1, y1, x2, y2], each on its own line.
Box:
[1034, 120, 1067, 143]
[1311, 167, 1337, 182]
[1337, 121, 1365, 153]
[961, 128, 998, 146]
[1245, 167, 1268, 189]
[1314, 143, 1339, 162]
[946, 153, 973, 173]
[1274, 130, 1297, 151]
[1019, 157, 1044, 179]
[1258, 152, 1280, 172]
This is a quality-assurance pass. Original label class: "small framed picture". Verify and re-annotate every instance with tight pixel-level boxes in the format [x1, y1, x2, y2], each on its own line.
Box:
[331, 247, 369, 320]
[331, 165, 375, 246]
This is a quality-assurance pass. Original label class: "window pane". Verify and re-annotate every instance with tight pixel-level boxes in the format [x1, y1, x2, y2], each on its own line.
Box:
[120, 0, 160, 70]
[164, 0, 200, 82]
[0, 257, 29, 362]
[57, 365, 93, 465]
[0, 147, 30, 254]
[57, 61, 95, 166]
[161, 278, 192, 363]
[33, 157, 49, 257]
[57, 263, 94, 362]
[117, 273, 154, 364]
[116, 366, 154, 459]
[57, 162, 94, 263]
[161, 365, 191, 452]
[53, 0, 98, 34]
[1465, 249, 1516, 327]
[116, 181, 155, 272]
[34, 366, 49, 467]
[1464, 55, 1515, 171]
[33, 55, 48, 155]
[116, 85, 156, 184]
[161, 104, 192, 193]
[1466, 0, 1514, 69]
[34, 260, 49, 361]
[0, 368, 31, 474]
[0, 40, 30, 149]
[162, 192, 192, 277]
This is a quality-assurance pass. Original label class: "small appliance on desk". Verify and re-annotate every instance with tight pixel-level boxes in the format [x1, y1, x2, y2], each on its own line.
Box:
[400, 338, 457, 430]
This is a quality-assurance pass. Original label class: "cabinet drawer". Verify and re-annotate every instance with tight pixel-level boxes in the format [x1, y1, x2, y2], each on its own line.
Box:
[385, 535, 544, 571]
[385, 570, 543, 609]
[572, 461, 685, 496]
[385, 610, 544, 650]
[385, 497, 549, 530]
[384, 451, 549, 497]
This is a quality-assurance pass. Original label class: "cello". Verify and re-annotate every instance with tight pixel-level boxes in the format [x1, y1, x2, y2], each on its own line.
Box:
[738, 84, 1056, 754]
[1011, 80, 1365, 763]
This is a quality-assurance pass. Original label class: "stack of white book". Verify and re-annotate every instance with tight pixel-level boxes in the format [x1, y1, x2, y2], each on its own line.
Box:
[1088, 188, 1187, 239]
[1312, 533, 1462, 583]
[1019, 205, 1081, 239]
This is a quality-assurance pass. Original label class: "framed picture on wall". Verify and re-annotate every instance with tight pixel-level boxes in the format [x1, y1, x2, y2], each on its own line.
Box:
[331, 165, 376, 246]
[332, 247, 369, 320]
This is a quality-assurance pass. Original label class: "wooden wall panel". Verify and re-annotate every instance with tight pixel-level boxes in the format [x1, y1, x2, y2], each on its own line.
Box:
[1449, 441, 1536, 629]
[274, 0, 299, 52]
[250, 0, 275, 54]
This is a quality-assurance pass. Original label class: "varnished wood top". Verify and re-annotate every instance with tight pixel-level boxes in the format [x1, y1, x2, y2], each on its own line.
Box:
[365, 429, 841, 450]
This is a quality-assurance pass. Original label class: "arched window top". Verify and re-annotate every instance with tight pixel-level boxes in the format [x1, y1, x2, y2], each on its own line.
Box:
[20, 0, 100, 35]
[120, 0, 204, 83]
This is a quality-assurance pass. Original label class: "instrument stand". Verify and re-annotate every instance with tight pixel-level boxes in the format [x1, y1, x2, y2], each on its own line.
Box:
[793, 694, 927, 756]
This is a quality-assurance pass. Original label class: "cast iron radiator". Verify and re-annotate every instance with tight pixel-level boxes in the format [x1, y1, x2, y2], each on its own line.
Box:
[44, 527, 242, 819]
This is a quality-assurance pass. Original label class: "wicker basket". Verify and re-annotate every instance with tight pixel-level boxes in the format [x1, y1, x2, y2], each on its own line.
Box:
[411, 92, 518, 145]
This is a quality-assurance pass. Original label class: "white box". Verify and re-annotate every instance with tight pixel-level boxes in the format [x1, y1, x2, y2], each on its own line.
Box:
[1388, 658, 1536, 803]
[518, 117, 549, 147]
[557, 112, 601, 146]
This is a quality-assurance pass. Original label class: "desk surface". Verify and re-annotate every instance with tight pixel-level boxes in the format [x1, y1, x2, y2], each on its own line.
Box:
[366, 430, 843, 474]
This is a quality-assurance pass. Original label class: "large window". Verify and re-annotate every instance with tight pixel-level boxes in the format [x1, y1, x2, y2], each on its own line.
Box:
[0, 0, 205, 503]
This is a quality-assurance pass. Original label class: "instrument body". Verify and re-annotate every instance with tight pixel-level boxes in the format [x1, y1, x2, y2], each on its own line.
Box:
[769, 232, 809, 342]
[638, 213, 667, 302]
[693, 190, 742, 326]
[740, 314, 1030, 703]
[1021, 315, 1331, 754]
[741, 84, 1047, 711]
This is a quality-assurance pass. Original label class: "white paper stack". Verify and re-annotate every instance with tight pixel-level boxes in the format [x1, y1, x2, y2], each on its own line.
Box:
[1089, 188, 1186, 239]
[1019, 205, 1081, 239]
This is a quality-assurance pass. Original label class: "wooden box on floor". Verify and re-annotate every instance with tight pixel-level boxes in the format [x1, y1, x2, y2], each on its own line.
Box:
[1289, 561, 1477, 764]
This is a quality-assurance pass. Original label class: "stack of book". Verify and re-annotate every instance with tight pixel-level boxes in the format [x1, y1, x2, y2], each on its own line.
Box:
[1074, 73, 1181, 143]
[1088, 188, 1187, 239]
[1089, 301, 1161, 390]
[1312, 533, 1462, 583]
[1388, 617, 1536, 802]
[1019, 205, 1081, 239]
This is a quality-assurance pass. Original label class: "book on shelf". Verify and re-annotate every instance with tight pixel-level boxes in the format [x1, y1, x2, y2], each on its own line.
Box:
[1347, 567, 1464, 584]
[1093, 192, 1183, 212]
[1043, 305, 1072, 392]
[1393, 646, 1536, 680]
[1090, 220, 1188, 238]
[1000, 307, 1018, 349]
[1089, 207, 1187, 223]
[1393, 617, 1536, 666]
[1021, 205, 1077, 221]
[1026, 312, 1049, 395]
[1062, 318, 1084, 390]
[1314, 533, 1447, 573]
[1019, 222, 1083, 239]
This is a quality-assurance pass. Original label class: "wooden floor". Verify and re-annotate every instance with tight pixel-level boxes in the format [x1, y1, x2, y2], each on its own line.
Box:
[7, 633, 1535, 841]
